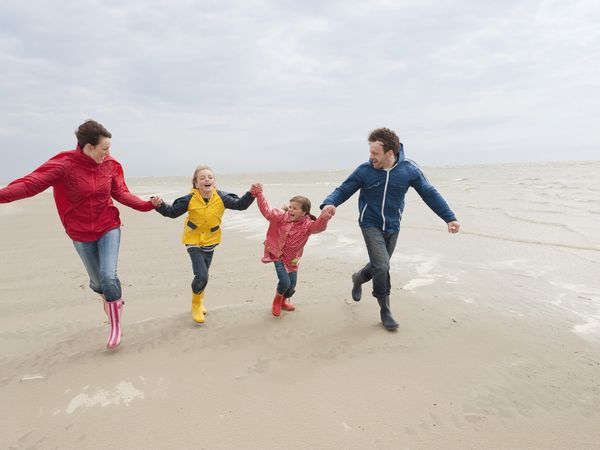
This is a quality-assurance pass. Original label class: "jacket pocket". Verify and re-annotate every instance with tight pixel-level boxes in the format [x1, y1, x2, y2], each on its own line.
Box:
[364, 182, 380, 190]
[359, 203, 368, 224]
[187, 220, 198, 230]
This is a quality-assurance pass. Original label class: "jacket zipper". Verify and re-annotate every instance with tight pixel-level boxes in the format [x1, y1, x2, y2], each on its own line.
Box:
[92, 167, 97, 233]
[381, 169, 391, 231]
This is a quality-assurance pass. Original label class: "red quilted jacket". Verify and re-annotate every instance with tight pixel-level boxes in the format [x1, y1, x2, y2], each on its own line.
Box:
[0, 146, 154, 241]
[255, 191, 331, 272]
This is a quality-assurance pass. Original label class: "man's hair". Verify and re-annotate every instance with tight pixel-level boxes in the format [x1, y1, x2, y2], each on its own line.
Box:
[368, 128, 401, 155]
[75, 119, 112, 148]
[191, 165, 213, 188]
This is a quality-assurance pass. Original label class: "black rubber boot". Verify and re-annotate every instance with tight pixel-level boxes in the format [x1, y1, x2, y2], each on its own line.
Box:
[351, 271, 363, 302]
[377, 296, 398, 330]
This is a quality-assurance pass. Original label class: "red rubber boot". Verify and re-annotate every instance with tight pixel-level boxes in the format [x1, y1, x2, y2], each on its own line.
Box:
[272, 292, 284, 317]
[281, 298, 295, 311]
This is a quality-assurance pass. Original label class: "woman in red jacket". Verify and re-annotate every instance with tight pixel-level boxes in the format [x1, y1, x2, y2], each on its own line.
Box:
[0, 119, 157, 349]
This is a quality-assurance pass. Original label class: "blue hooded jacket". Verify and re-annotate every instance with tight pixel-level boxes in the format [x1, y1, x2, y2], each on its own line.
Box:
[320, 144, 456, 233]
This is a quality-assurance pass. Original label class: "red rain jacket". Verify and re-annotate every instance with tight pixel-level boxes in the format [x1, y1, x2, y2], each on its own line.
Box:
[255, 191, 331, 272]
[0, 146, 154, 241]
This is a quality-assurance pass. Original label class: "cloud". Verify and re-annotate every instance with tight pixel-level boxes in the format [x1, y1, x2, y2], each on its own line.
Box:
[1, 0, 599, 181]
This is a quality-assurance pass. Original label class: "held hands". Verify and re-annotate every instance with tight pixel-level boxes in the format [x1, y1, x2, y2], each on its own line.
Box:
[150, 196, 163, 208]
[250, 183, 263, 197]
[447, 220, 460, 234]
[322, 205, 336, 218]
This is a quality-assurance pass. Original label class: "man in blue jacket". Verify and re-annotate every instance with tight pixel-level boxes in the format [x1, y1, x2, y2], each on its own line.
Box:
[320, 127, 460, 330]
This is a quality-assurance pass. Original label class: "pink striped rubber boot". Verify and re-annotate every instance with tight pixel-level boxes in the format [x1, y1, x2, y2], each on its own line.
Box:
[100, 295, 109, 316]
[106, 299, 124, 349]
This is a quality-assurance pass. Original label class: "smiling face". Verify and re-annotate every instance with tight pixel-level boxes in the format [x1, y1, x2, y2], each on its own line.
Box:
[369, 140, 395, 169]
[84, 137, 111, 164]
[287, 200, 307, 222]
[194, 169, 215, 197]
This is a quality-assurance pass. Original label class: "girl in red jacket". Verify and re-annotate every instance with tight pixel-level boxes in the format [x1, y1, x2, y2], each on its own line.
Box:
[0, 120, 157, 349]
[251, 184, 335, 317]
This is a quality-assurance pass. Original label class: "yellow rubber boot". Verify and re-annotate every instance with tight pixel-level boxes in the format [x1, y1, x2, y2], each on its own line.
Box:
[201, 291, 207, 314]
[191, 292, 205, 323]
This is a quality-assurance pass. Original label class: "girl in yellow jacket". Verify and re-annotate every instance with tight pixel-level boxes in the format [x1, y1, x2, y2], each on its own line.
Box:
[152, 166, 256, 323]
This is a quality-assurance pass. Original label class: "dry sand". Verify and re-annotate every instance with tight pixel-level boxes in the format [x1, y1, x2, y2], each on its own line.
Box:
[1, 164, 600, 449]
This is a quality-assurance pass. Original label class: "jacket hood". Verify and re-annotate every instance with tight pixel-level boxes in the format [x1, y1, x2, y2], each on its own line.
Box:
[397, 142, 405, 162]
[392, 142, 406, 164]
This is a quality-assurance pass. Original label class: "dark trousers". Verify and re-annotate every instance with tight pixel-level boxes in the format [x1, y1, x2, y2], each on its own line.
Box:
[355, 227, 399, 300]
[187, 246, 215, 294]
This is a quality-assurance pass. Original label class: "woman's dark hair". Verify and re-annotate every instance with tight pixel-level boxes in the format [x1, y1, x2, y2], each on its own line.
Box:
[75, 120, 112, 148]
[368, 127, 401, 155]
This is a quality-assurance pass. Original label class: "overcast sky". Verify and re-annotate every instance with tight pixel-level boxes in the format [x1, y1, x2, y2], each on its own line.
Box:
[1, 0, 598, 181]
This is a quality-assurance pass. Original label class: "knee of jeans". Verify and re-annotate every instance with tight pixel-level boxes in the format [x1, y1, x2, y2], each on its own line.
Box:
[277, 280, 291, 294]
[371, 261, 390, 274]
[192, 275, 208, 293]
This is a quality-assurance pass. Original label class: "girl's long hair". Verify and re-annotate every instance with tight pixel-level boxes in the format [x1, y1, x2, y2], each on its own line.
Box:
[284, 195, 316, 220]
[191, 165, 212, 188]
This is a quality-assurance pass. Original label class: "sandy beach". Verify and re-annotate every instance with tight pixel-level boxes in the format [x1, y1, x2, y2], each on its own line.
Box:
[1, 161, 600, 449]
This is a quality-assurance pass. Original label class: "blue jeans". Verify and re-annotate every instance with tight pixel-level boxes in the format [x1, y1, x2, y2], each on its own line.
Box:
[356, 227, 399, 300]
[72, 227, 122, 302]
[187, 246, 215, 293]
[274, 261, 297, 298]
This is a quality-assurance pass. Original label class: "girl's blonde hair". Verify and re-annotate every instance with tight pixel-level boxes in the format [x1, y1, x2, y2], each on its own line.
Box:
[191, 165, 213, 188]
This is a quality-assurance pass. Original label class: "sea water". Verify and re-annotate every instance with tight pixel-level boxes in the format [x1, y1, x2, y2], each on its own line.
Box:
[12, 161, 599, 342]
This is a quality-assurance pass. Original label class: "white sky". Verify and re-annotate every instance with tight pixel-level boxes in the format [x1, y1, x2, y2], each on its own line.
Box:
[1, 0, 599, 181]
